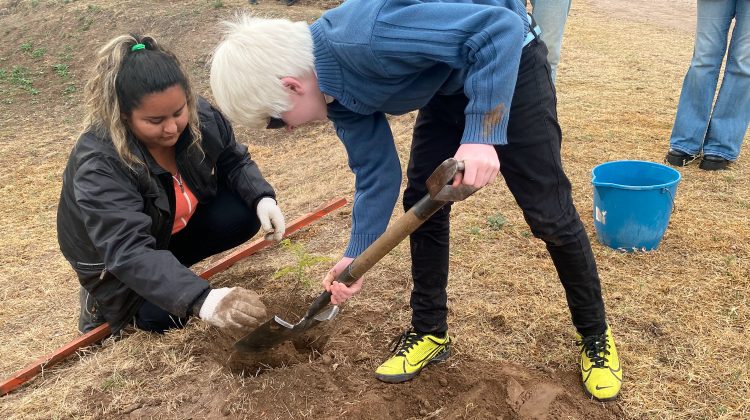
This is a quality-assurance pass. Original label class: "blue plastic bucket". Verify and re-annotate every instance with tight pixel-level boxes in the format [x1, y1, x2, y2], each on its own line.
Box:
[591, 160, 681, 251]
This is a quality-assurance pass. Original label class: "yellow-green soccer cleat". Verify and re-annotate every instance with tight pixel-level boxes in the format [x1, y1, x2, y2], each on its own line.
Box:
[375, 329, 451, 383]
[578, 326, 622, 401]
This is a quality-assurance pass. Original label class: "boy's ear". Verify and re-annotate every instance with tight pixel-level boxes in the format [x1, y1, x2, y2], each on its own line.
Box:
[280, 76, 304, 94]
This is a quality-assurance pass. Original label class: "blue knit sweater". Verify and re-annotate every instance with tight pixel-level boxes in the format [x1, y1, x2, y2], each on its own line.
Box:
[311, 0, 529, 257]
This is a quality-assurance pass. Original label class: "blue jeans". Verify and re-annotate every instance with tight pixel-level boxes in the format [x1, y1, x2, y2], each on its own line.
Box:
[530, 0, 572, 83]
[670, 0, 750, 161]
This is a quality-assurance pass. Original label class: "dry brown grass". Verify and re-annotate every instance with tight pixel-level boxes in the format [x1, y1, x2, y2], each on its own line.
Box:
[1, 0, 748, 418]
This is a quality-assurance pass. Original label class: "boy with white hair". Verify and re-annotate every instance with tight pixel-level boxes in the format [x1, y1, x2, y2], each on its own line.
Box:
[210, 0, 621, 401]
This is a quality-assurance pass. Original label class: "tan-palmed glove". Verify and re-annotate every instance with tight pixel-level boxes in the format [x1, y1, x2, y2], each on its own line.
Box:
[198, 287, 266, 330]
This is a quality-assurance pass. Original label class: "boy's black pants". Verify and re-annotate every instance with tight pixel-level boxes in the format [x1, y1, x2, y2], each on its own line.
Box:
[404, 39, 607, 337]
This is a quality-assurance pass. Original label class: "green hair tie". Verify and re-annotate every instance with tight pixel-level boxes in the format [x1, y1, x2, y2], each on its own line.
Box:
[131, 43, 146, 52]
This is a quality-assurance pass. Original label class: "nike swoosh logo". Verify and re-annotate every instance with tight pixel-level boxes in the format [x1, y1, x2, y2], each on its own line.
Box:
[408, 346, 446, 367]
[595, 385, 613, 390]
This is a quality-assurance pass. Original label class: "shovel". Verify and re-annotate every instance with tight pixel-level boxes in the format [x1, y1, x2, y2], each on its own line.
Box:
[234, 158, 479, 352]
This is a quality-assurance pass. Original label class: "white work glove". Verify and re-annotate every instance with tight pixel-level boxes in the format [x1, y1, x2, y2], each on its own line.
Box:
[198, 287, 267, 330]
[256, 197, 286, 241]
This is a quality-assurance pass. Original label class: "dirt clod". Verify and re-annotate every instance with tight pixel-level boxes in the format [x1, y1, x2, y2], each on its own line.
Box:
[121, 403, 142, 415]
[321, 354, 333, 365]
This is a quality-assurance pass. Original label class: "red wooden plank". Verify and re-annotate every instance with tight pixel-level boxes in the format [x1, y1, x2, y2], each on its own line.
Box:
[0, 197, 347, 396]
[199, 197, 347, 279]
[0, 324, 112, 396]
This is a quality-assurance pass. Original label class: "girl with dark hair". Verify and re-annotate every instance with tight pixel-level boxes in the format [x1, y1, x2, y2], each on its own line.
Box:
[57, 34, 285, 335]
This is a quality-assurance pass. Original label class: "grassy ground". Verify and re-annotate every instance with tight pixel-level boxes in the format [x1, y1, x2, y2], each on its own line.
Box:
[0, 0, 748, 418]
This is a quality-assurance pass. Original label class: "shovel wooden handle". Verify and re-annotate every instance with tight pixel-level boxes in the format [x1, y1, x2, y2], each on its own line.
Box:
[332, 159, 471, 289]
[337, 194, 447, 286]
[302, 194, 446, 320]
[304, 161, 469, 320]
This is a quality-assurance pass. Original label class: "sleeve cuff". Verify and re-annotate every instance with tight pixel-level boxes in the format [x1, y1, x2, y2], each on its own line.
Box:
[189, 287, 211, 317]
[343, 233, 382, 258]
[252, 194, 276, 211]
[461, 112, 509, 145]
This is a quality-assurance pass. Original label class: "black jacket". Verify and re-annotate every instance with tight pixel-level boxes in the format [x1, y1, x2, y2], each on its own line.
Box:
[57, 98, 275, 333]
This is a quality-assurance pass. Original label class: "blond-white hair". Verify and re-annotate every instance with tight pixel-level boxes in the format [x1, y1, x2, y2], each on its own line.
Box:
[210, 14, 314, 128]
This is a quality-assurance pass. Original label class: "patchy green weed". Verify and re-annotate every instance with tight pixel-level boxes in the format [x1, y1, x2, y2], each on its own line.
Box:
[20, 42, 33, 53]
[100, 372, 126, 392]
[58, 45, 74, 62]
[10, 66, 38, 95]
[487, 213, 506, 230]
[31, 47, 46, 59]
[53, 63, 69, 78]
[79, 16, 94, 31]
[63, 83, 76, 95]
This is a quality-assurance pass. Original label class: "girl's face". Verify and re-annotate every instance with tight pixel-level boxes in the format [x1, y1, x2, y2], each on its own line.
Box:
[125, 85, 189, 151]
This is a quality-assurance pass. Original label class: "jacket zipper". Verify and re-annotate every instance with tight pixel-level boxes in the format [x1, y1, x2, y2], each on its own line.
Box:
[174, 173, 185, 193]
[173, 173, 192, 210]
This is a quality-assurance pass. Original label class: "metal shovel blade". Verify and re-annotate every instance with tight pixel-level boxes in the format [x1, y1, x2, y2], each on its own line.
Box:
[233, 316, 296, 353]
[234, 305, 339, 353]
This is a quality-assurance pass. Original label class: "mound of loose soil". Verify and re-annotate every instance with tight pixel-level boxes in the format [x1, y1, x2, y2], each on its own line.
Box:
[78, 304, 618, 419]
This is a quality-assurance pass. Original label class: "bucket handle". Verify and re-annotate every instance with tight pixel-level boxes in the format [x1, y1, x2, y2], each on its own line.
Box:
[662, 187, 676, 213]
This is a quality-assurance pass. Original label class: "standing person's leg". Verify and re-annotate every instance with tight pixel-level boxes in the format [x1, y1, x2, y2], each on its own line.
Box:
[134, 188, 261, 333]
[530, 0, 572, 82]
[701, 0, 750, 167]
[374, 94, 462, 384]
[668, 0, 735, 162]
[500, 38, 619, 401]
[500, 40, 605, 338]
[404, 95, 464, 335]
